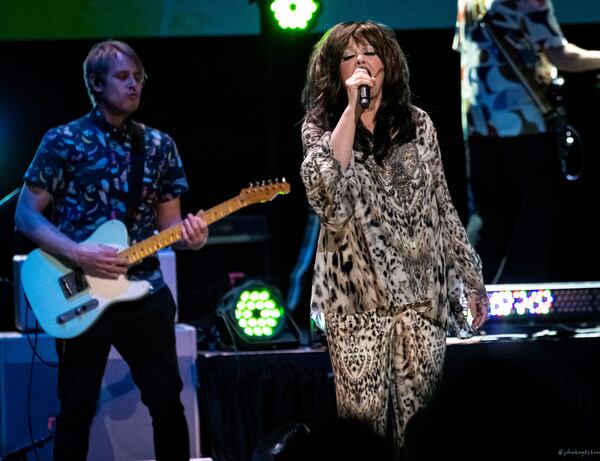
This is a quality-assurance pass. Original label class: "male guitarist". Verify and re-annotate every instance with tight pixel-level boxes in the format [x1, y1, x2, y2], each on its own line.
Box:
[453, 0, 600, 284]
[15, 40, 208, 461]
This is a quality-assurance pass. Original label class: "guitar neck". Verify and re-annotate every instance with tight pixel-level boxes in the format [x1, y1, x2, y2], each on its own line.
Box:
[119, 196, 244, 264]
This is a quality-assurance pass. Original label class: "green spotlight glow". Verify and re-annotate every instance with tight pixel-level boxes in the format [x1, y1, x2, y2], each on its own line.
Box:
[216, 279, 301, 350]
[232, 285, 285, 338]
[269, 0, 320, 30]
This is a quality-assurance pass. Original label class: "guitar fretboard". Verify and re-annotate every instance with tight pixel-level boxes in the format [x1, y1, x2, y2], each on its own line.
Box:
[119, 196, 246, 264]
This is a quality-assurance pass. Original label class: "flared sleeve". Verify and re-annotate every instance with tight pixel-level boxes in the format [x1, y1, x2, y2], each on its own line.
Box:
[426, 115, 487, 333]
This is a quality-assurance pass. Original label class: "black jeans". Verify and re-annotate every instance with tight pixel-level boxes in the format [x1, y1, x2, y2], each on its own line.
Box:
[53, 286, 190, 461]
[467, 132, 561, 284]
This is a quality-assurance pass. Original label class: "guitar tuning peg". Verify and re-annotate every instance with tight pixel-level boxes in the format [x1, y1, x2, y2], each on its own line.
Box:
[267, 179, 273, 185]
[261, 180, 265, 186]
[282, 177, 287, 182]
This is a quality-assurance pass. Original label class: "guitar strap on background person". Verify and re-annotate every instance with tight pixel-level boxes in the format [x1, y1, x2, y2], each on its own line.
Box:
[481, 12, 584, 181]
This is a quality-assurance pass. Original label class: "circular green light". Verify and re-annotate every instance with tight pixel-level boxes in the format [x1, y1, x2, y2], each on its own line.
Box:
[227, 282, 287, 341]
[269, 0, 320, 30]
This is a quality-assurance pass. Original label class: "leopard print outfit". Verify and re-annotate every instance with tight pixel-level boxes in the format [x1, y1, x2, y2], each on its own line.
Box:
[300, 107, 486, 453]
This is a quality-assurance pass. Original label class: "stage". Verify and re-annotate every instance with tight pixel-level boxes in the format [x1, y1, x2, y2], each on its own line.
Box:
[197, 329, 600, 461]
[1, 325, 600, 460]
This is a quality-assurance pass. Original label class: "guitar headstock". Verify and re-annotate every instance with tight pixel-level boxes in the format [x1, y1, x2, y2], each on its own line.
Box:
[239, 178, 291, 204]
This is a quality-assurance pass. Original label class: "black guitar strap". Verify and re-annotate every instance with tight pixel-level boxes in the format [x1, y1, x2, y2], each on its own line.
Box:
[128, 121, 146, 215]
[127, 121, 160, 272]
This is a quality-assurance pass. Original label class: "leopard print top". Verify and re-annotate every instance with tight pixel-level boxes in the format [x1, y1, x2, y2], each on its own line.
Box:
[300, 107, 486, 336]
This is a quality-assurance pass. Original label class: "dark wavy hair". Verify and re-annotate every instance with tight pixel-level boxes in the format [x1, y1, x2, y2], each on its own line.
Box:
[302, 21, 416, 164]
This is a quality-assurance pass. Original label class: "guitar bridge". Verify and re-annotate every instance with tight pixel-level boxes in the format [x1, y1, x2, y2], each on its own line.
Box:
[56, 299, 100, 325]
[59, 268, 89, 299]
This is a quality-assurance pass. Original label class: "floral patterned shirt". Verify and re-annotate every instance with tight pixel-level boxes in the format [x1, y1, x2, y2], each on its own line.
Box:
[24, 108, 189, 289]
[453, 0, 566, 137]
[300, 107, 486, 336]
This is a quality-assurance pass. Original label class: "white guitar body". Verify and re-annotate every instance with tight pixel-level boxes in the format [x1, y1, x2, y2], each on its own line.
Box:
[21, 220, 152, 339]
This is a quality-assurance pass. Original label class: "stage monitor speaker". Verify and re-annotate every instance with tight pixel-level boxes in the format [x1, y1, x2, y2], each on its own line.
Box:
[12, 249, 179, 332]
[0, 324, 201, 461]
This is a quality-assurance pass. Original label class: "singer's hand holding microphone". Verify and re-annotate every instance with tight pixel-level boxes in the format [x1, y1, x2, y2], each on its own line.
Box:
[346, 67, 375, 110]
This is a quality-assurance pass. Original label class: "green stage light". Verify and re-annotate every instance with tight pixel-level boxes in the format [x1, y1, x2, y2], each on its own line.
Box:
[269, 0, 320, 30]
[234, 286, 284, 339]
[216, 280, 299, 350]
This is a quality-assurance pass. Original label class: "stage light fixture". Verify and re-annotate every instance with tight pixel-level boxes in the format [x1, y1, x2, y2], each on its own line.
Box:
[216, 280, 300, 350]
[269, 0, 320, 31]
[481, 281, 600, 334]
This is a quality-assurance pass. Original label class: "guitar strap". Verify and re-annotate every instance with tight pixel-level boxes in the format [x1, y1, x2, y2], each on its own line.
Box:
[128, 121, 146, 218]
[127, 121, 160, 273]
[480, 13, 555, 116]
[481, 13, 582, 181]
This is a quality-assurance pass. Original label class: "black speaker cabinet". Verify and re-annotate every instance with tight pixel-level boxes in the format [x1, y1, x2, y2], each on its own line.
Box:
[175, 215, 270, 324]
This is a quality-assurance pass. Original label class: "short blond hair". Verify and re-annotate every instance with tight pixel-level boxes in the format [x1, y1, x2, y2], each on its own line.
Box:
[83, 40, 146, 105]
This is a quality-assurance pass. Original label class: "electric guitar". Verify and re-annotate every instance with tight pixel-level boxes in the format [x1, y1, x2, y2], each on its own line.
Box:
[20, 180, 290, 339]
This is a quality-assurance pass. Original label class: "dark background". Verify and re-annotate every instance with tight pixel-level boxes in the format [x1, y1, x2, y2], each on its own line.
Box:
[1, 24, 600, 331]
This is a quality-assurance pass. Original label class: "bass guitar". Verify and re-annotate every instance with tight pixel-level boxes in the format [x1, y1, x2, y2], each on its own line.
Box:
[20, 180, 290, 339]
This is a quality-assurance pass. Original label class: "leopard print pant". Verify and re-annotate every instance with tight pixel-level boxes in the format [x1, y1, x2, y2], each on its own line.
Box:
[325, 305, 446, 456]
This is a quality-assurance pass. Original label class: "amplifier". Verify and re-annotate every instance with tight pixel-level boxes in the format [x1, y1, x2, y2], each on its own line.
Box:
[12, 254, 33, 332]
[175, 214, 270, 324]
[0, 323, 201, 461]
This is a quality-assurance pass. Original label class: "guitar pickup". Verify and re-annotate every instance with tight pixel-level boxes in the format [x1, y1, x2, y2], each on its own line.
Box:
[59, 268, 89, 299]
[56, 299, 100, 325]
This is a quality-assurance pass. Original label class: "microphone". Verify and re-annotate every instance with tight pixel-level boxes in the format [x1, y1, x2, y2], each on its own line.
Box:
[359, 85, 370, 108]
[357, 66, 371, 108]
